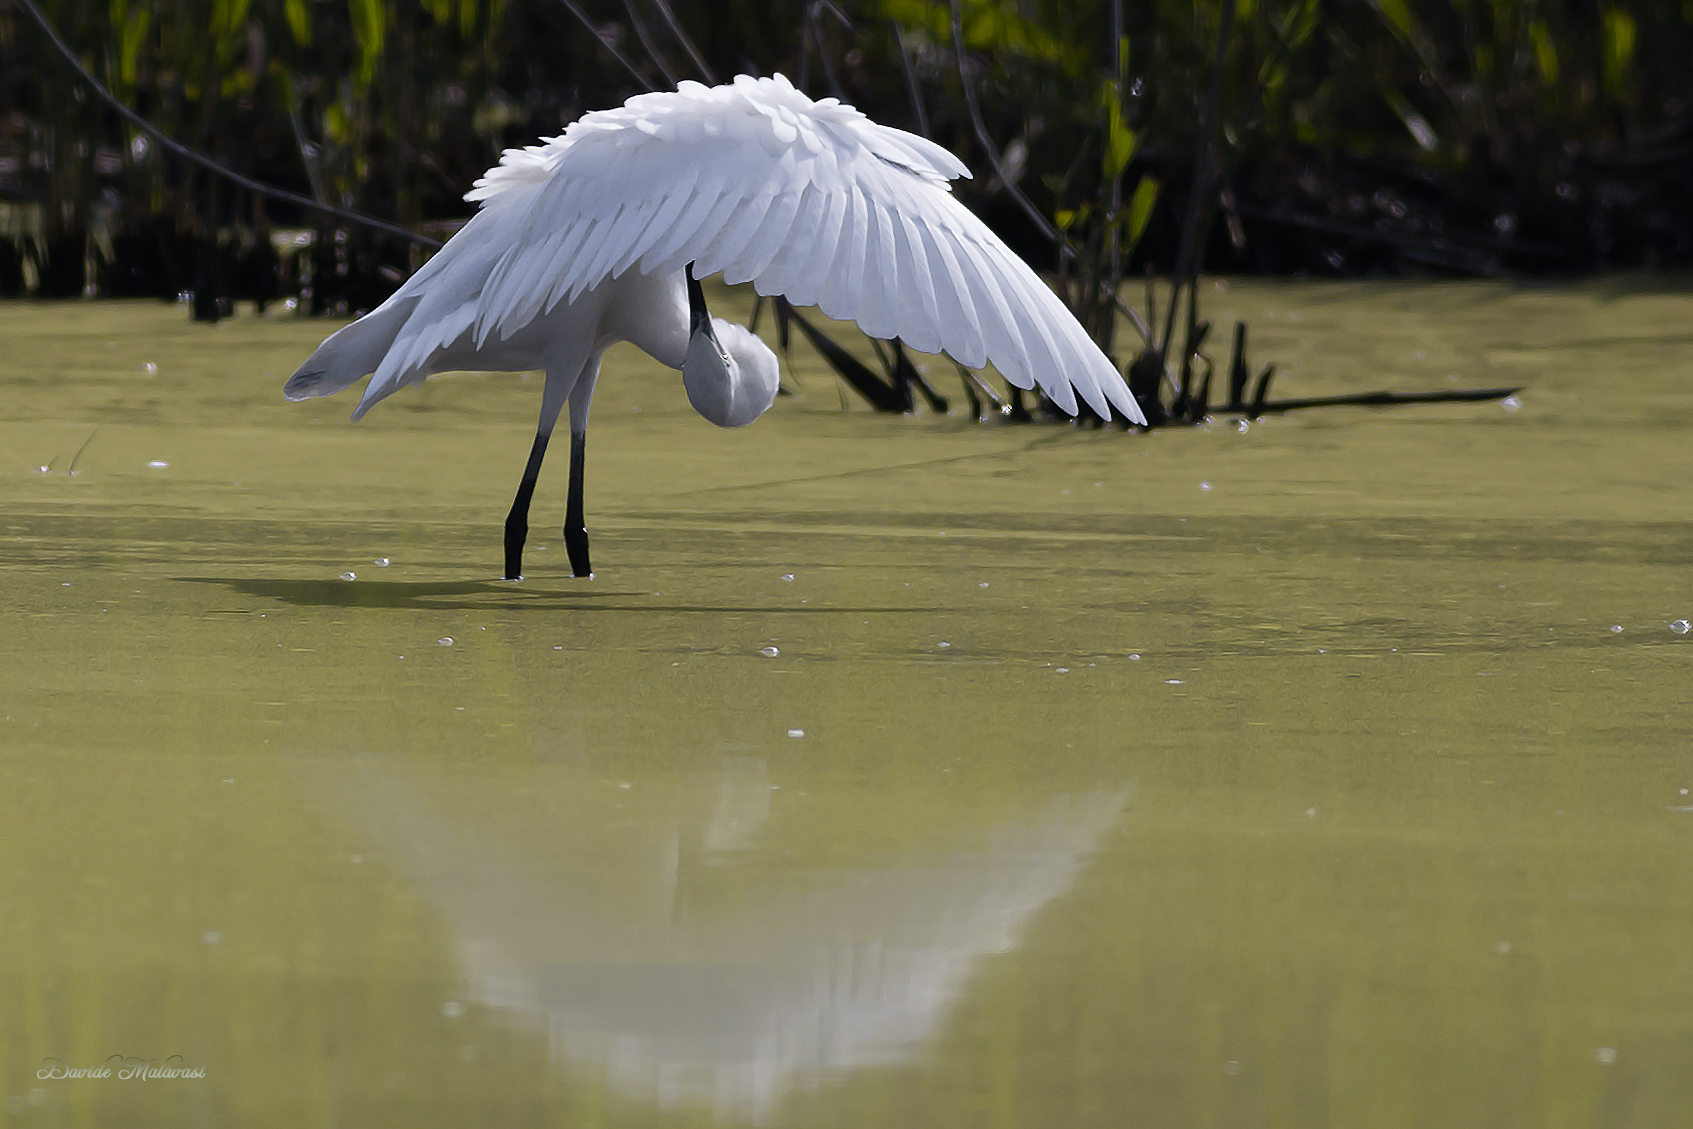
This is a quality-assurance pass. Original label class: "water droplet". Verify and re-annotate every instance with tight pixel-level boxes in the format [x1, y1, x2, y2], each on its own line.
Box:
[787, 728, 805, 738]
[340, 571, 357, 581]
[759, 646, 780, 657]
[374, 557, 391, 566]
[147, 460, 170, 468]
[437, 637, 454, 647]
[1669, 619, 1690, 635]
[1502, 395, 1521, 412]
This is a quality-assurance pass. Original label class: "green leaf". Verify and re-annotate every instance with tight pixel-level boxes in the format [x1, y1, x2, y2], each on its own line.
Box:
[1124, 177, 1159, 254]
[1529, 20, 1558, 84]
[349, 0, 386, 90]
[285, 0, 311, 45]
[1103, 99, 1138, 179]
[324, 101, 353, 146]
[1370, 0, 1414, 44]
[116, 7, 150, 89]
[1602, 8, 1636, 97]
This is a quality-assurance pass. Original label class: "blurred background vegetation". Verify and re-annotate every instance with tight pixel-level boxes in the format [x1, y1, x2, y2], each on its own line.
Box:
[3, 0, 1691, 321]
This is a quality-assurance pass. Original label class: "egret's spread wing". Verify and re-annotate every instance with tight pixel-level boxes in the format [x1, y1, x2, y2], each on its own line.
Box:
[470, 74, 1142, 422]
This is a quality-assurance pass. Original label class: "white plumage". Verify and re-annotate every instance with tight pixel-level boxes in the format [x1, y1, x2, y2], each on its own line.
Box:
[286, 74, 1145, 579]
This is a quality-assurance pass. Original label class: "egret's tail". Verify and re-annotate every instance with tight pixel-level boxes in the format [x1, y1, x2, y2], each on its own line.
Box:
[283, 297, 419, 403]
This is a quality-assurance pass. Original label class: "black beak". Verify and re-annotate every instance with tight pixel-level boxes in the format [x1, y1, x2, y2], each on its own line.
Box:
[686, 261, 712, 338]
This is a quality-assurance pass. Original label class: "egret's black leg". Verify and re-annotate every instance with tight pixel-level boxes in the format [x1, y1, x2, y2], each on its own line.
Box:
[504, 431, 551, 580]
[563, 428, 591, 577]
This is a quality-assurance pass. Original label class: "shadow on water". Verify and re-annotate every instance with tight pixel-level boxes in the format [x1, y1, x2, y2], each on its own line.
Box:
[175, 576, 929, 616]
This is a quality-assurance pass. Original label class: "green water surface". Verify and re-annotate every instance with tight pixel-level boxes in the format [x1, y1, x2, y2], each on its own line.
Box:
[1, 279, 1690, 1128]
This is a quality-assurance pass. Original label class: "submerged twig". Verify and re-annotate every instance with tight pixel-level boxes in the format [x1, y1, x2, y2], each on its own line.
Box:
[1250, 387, 1524, 416]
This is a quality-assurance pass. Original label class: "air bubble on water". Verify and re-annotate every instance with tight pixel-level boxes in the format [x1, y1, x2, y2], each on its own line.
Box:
[1610, 624, 1623, 633]
[787, 728, 806, 738]
[201, 930, 222, 945]
[140, 362, 158, 375]
[1129, 653, 1141, 660]
[147, 460, 170, 468]
[1235, 419, 1250, 433]
[1595, 1047, 1617, 1066]
[978, 582, 990, 588]
[1496, 941, 1512, 955]
[1669, 620, 1690, 635]
[759, 646, 780, 657]
[936, 641, 952, 649]
[340, 571, 357, 581]
[1305, 807, 1319, 817]
[437, 637, 454, 647]
[374, 557, 391, 566]
[1502, 395, 1522, 412]
[1055, 667, 1069, 674]
[1165, 679, 1185, 685]
[780, 574, 795, 581]
[442, 1001, 465, 1019]
[1199, 480, 1213, 491]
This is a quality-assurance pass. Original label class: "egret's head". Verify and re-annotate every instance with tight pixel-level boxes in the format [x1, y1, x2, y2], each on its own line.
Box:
[683, 317, 780, 428]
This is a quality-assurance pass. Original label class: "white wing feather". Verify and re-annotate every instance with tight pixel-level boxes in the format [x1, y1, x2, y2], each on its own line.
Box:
[464, 74, 1141, 422]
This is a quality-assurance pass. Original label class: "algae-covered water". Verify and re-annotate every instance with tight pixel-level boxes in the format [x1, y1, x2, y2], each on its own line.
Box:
[2, 279, 1691, 1128]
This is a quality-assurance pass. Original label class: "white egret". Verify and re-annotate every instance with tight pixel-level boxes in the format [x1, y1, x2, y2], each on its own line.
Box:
[286, 74, 1145, 579]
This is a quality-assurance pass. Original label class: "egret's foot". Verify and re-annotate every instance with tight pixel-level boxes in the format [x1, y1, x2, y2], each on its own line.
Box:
[564, 524, 591, 578]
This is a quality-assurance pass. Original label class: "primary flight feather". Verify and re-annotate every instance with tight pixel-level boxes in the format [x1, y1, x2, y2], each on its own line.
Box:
[286, 74, 1145, 579]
